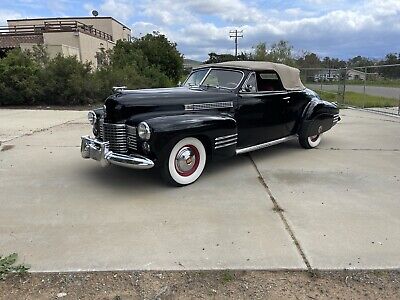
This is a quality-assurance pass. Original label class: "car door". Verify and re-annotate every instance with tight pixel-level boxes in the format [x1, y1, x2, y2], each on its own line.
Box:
[235, 72, 290, 148]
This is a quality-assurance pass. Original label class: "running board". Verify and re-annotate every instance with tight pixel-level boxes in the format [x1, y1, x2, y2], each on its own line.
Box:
[236, 135, 298, 155]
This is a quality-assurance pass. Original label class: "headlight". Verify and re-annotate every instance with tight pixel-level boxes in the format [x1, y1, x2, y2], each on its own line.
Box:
[138, 122, 151, 140]
[88, 111, 97, 125]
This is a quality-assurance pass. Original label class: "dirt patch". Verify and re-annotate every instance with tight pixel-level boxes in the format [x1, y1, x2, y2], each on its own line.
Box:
[1, 270, 399, 299]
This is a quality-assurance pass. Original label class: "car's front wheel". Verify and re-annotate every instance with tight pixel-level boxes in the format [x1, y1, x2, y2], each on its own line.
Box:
[161, 137, 206, 186]
[299, 134, 322, 149]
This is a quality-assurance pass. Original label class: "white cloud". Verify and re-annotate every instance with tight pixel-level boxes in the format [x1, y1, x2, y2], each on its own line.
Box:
[0, 9, 23, 25]
[98, 0, 134, 21]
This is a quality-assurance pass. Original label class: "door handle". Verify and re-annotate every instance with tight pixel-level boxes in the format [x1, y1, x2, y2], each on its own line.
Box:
[283, 96, 291, 100]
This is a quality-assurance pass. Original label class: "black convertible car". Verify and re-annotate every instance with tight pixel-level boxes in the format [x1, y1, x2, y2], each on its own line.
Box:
[81, 61, 340, 186]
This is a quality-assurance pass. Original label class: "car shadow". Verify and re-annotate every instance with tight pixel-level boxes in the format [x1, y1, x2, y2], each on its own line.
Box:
[79, 139, 303, 190]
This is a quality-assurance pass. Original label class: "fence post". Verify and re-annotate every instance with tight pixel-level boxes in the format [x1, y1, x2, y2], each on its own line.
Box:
[398, 94, 400, 116]
[363, 66, 367, 109]
[342, 68, 347, 105]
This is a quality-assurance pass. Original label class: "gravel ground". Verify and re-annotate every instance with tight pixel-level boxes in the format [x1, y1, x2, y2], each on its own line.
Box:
[1, 270, 399, 299]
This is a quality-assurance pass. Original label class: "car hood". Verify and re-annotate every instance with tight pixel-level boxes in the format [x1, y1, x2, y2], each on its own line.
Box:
[104, 87, 236, 123]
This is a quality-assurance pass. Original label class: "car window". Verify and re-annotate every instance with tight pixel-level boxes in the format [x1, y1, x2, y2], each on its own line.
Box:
[257, 71, 285, 92]
[202, 69, 243, 89]
[241, 72, 257, 93]
[184, 68, 209, 87]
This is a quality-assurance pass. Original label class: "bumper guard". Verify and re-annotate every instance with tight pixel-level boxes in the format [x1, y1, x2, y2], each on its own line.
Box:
[80, 136, 154, 169]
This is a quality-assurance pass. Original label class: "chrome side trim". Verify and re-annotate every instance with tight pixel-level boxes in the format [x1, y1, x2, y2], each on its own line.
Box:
[215, 141, 237, 149]
[215, 137, 237, 145]
[185, 101, 233, 111]
[236, 135, 298, 155]
[215, 133, 238, 141]
[333, 114, 340, 124]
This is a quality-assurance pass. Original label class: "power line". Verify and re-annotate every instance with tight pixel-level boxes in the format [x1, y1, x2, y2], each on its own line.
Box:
[229, 29, 243, 58]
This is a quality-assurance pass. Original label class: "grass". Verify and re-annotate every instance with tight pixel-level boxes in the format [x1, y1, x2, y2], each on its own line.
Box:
[0, 253, 30, 280]
[221, 270, 234, 283]
[317, 90, 400, 108]
[306, 79, 400, 88]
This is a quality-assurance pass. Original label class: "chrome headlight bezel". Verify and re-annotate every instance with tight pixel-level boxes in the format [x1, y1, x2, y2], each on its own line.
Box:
[88, 111, 97, 125]
[138, 122, 151, 140]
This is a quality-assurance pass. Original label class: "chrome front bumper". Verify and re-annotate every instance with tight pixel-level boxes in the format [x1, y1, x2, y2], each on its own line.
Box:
[80, 136, 154, 169]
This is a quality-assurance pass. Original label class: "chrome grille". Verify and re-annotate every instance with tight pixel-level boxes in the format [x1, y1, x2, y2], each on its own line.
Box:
[126, 125, 138, 151]
[98, 121, 138, 153]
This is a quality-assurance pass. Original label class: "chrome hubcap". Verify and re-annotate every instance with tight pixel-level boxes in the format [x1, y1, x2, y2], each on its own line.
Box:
[175, 146, 197, 174]
[309, 135, 319, 142]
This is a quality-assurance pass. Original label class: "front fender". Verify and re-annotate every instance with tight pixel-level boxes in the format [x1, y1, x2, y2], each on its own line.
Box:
[298, 97, 340, 137]
[145, 113, 237, 161]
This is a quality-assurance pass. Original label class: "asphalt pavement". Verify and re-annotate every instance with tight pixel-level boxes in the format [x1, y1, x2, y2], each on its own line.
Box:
[0, 108, 399, 272]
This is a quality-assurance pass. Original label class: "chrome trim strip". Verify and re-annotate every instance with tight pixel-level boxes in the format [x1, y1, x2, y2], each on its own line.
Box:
[236, 135, 298, 155]
[215, 133, 238, 141]
[215, 137, 238, 145]
[215, 141, 237, 149]
[198, 68, 212, 86]
[239, 91, 288, 96]
[185, 101, 233, 111]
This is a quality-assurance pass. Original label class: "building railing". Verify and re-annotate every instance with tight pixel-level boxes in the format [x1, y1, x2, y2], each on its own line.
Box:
[0, 21, 113, 41]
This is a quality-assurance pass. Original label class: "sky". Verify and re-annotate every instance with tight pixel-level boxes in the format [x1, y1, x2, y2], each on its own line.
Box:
[1, 0, 399, 61]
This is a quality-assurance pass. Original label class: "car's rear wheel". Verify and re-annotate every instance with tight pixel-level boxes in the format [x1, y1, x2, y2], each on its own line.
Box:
[161, 137, 206, 186]
[299, 134, 322, 149]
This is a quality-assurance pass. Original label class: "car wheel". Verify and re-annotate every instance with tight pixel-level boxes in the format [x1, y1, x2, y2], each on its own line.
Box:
[299, 134, 322, 149]
[161, 137, 206, 186]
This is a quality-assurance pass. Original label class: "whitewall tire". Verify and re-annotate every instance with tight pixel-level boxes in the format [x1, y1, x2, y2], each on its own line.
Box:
[162, 137, 206, 186]
[299, 134, 322, 149]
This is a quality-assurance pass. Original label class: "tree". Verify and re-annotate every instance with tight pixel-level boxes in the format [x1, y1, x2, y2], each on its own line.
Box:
[0, 49, 42, 105]
[253, 42, 267, 61]
[347, 55, 375, 68]
[130, 32, 184, 84]
[265, 40, 295, 66]
[296, 52, 321, 68]
[379, 53, 400, 78]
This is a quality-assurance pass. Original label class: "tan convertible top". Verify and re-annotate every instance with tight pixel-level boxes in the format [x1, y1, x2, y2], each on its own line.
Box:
[196, 61, 305, 91]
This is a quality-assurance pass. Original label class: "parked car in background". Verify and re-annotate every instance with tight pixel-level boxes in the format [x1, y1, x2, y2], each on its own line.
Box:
[81, 61, 340, 186]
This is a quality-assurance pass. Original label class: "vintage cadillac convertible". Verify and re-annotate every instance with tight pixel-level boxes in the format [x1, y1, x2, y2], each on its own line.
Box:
[81, 61, 340, 186]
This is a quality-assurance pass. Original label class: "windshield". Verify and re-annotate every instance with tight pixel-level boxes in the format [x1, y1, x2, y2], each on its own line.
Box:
[185, 68, 244, 89]
[184, 69, 209, 87]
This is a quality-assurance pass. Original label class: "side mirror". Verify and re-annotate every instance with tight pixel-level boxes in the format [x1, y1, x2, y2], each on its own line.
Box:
[177, 81, 182, 87]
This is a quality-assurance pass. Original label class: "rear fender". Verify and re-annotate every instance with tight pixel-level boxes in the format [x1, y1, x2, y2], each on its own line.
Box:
[298, 97, 340, 137]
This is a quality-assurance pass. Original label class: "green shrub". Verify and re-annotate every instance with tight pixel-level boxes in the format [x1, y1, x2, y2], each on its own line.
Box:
[0, 49, 42, 105]
[0, 32, 183, 106]
[38, 55, 95, 105]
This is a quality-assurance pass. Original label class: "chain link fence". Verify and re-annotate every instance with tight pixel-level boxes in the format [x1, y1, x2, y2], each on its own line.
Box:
[301, 64, 400, 116]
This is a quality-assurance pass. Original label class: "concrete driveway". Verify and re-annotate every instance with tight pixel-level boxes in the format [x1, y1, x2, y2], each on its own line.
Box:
[0, 108, 399, 272]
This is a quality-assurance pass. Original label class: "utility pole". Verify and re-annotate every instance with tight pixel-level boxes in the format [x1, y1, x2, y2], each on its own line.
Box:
[229, 29, 243, 58]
